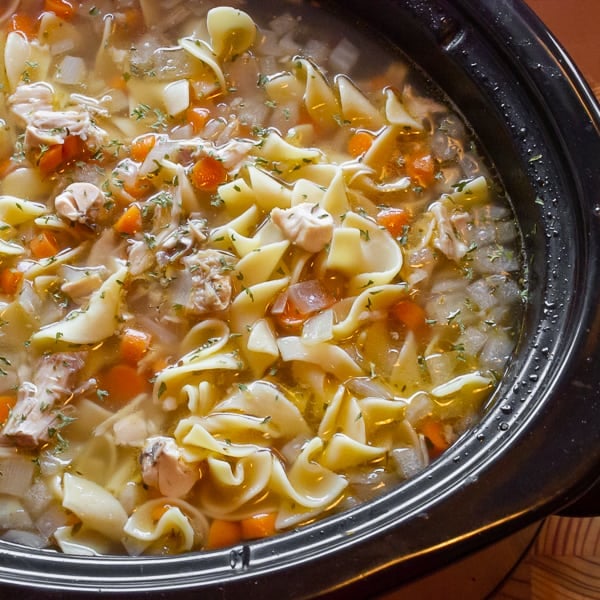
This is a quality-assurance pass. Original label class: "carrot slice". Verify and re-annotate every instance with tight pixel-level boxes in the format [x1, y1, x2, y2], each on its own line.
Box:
[62, 135, 87, 164]
[390, 299, 427, 331]
[420, 417, 450, 458]
[44, 0, 76, 20]
[240, 513, 277, 540]
[114, 204, 142, 235]
[30, 231, 59, 259]
[347, 130, 375, 158]
[8, 14, 38, 39]
[206, 519, 242, 549]
[190, 155, 227, 192]
[0, 268, 23, 296]
[96, 364, 151, 406]
[376, 207, 411, 238]
[0, 395, 17, 425]
[38, 144, 64, 176]
[406, 153, 435, 187]
[120, 328, 151, 364]
[130, 135, 156, 163]
[186, 107, 210, 135]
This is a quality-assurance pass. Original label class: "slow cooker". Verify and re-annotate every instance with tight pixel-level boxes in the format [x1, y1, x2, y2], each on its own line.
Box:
[0, 0, 598, 597]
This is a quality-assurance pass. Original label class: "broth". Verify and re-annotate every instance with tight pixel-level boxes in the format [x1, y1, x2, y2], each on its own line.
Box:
[0, 0, 524, 555]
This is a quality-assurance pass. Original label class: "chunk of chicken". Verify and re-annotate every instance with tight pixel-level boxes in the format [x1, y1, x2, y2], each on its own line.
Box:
[140, 436, 199, 498]
[1, 353, 85, 448]
[24, 108, 108, 151]
[8, 82, 54, 125]
[182, 249, 235, 315]
[54, 182, 108, 227]
[429, 201, 470, 262]
[271, 202, 334, 253]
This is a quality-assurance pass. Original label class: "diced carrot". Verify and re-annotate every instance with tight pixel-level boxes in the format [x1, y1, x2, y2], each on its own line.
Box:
[61, 135, 87, 164]
[420, 417, 450, 458]
[130, 134, 156, 163]
[120, 8, 144, 33]
[30, 231, 59, 259]
[240, 513, 277, 540]
[108, 73, 128, 92]
[0, 268, 23, 296]
[390, 299, 427, 331]
[405, 153, 435, 187]
[0, 395, 17, 425]
[96, 363, 151, 406]
[114, 204, 142, 235]
[190, 155, 227, 192]
[347, 130, 375, 158]
[151, 503, 172, 522]
[376, 207, 411, 238]
[120, 328, 151, 364]
[186, 107, 210, 135]
[0, 157, 17, 178]
[205, 519, 242, 550]
[7, 14, 38, 39]
[123, 177, 153, 200]
[44, 0, 76, 20]
[38, 144, 64, 176]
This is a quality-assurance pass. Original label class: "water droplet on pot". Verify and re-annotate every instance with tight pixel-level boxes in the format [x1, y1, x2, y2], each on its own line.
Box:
[529, 374, 539, 382]
[452, 455, 461, 463]
[593, 205, 600, 217]
[498, 422, 509, 431]
[500, 404, 512, 415]
[476, 433, 485, 442]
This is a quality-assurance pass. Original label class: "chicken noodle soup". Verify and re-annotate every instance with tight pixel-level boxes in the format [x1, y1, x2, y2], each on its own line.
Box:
[0, 0, 524, 555]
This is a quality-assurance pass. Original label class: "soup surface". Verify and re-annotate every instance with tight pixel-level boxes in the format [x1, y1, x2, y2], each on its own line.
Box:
[0, 0, 524, 555]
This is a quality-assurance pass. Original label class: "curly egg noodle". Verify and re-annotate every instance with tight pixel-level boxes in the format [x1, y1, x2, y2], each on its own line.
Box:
[0, 1, 524, 555]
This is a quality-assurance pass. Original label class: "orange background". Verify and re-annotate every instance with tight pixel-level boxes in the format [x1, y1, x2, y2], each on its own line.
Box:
[526, 0, 600, 95]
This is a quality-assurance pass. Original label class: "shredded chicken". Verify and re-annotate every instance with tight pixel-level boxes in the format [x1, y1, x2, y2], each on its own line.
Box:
[430, 200, 470, 261]
[182, 249, 235, 315]
[23, 108, 108, 151]
[61, 272, 104, 304]
[1, 352, 85, 448]
[8, 82, 54, 125]
[54, 182, 108, 227]
[271, 202, 334, 253]
[127, 240, 155, 277]
[140, 436, 199, 497]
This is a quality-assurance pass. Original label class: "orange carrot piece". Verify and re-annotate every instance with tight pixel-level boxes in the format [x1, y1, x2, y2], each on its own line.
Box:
[0, 267, 23, 296]
[114, 204, 142, 235]
[96, 363, 151, 406]
[0, 395, 17, 425]
[62, 135, 86, 164]
[123, 177, 153, 199]
[190, 155, 227, 192]
[186, 107, 210, 135]
[420, 417, 450, 455]
[44, 0, 76, 20]
[390, 299, 427, 331]
[130, 135, 156, 163]
[406, 153, 435, 187]
[347, 130, 375, 158]
[151, 503, 172, 522]
[38, 144, 64, 176]
[240, 513, 277, 540]
[376, 207, 411, 238]
[206, 519, 242, 549]
[30, 231, 59, 259]
[8, 14, 38, 39]
[120, 328, 151, 364]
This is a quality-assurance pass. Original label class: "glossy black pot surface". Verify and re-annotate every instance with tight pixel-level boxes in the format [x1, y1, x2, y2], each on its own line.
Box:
[1, 1, 599, 598]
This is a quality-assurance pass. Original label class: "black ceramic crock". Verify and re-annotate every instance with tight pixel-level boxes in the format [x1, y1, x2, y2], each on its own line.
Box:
[0, 1, 598, 598]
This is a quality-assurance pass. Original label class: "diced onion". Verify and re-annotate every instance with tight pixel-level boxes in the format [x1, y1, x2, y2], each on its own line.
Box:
[55, 56, 87, 85]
